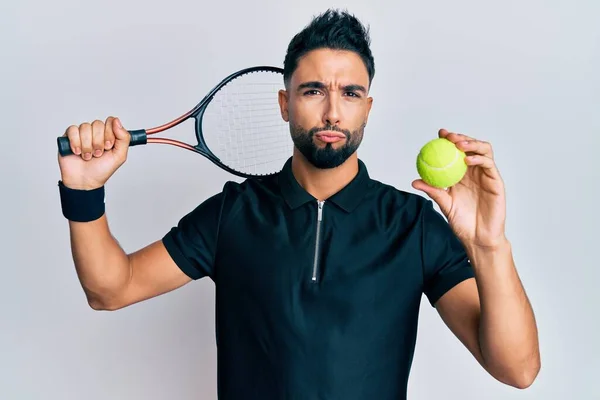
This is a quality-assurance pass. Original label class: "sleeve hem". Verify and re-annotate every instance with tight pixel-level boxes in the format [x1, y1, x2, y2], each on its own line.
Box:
[426, 264, 475, 307]
[162, 230, 204, 280]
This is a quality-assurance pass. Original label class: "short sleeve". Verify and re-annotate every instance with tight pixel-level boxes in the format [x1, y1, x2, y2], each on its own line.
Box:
[162, 191, 225, 281]
[421, 200, 475, 307]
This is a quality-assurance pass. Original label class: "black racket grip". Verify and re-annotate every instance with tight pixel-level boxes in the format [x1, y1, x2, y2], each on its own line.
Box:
[57, 130, 148, 156]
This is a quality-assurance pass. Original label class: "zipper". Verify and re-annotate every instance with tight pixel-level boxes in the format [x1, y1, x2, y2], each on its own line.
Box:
[311, 200, 325, 282]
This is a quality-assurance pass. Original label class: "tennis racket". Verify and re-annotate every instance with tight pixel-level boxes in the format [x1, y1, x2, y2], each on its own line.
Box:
[56, 66, 293, 178]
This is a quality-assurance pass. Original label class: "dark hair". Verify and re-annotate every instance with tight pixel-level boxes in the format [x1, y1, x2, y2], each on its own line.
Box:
[283, 9, 375, 87]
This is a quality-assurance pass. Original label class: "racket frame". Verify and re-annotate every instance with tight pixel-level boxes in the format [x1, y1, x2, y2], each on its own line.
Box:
[57, 65, 286, 179]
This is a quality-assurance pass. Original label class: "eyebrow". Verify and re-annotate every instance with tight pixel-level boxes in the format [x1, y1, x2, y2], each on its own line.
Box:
[297, 81, 367, 94]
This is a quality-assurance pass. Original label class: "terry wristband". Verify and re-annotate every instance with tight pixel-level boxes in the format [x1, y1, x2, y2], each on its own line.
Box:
[58, 181, 105, 222]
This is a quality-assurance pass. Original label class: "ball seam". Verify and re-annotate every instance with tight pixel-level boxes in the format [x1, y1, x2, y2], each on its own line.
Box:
[418, 148, 462, 170]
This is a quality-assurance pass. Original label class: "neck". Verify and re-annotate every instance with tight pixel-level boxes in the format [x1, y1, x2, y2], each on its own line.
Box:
[291, 149, 359, 201]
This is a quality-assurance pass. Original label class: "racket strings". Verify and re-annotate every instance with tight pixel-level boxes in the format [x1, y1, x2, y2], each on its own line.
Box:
[201, 71, 293, 176]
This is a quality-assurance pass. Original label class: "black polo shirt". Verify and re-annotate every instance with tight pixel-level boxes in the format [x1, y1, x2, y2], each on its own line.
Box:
[162, 157, 474, 400]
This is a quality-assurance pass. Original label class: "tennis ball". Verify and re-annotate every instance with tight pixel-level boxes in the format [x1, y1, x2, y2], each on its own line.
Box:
[416, 138, 467, 188]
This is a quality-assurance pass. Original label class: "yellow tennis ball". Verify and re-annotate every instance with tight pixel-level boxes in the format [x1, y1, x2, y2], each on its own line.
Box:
[416, 138, 467, 188]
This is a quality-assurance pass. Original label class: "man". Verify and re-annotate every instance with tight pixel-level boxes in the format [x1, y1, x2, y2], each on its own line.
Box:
[57, 9, 540, 399]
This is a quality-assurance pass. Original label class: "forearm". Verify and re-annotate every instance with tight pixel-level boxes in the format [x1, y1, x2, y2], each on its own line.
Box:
[68, 214, 131, 310]
[467, 238, 540, 388]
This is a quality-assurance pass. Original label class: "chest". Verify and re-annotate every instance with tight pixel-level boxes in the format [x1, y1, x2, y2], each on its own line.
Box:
[214, 200, 424, 312]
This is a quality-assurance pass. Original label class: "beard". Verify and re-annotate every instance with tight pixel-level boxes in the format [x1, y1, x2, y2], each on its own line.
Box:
[289, 121, 366, 169]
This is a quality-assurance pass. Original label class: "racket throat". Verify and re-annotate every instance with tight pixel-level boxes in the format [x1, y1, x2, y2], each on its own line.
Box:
[311, 200, 325, 282]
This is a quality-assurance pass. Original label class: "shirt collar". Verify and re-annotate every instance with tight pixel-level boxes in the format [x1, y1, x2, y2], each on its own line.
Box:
[278, 156, 371, 213]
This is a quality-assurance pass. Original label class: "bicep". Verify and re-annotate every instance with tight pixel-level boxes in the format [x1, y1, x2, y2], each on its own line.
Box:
[435, 277, 486, 367]
[117, 240, 193, 309]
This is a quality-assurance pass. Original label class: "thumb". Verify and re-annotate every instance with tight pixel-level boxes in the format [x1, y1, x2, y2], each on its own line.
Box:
[112, 117, 130, 155]
[412, 179, 452, 215]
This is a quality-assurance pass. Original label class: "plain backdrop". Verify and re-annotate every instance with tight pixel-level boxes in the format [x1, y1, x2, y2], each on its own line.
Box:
[2, 0, 599, 399]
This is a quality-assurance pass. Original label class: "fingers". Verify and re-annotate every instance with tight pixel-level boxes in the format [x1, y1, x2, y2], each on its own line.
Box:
[465, 154, 496, 170]
[91, 120, 106, 157]
[438, 128, 504, 184]
[439, 128, 473, 141]
[79, 122, 93, 160]
[65, 125, 81, 155]
[439, 128, 493, 159]
[456, 139, 493, 159]
[62, 117, 125, 160]
[111, 117, 129, 141]
[111, 117, 130, 157]
[104, 117, 116, 150]
[465, 153, 503, 181]
[78, 120, 105, 160]
[440, 129, 475, 144]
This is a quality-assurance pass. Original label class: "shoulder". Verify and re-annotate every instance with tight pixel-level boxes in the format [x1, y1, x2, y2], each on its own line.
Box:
[173, 174, 282, 232]
[207, 173, 284, 219]
[356, 176, 441, 240]
[219, 173, 283, 204]
[364, 176, 431, 216]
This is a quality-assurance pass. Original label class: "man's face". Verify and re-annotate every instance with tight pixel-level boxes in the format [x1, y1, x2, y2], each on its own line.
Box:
[279, 48, 373, 169]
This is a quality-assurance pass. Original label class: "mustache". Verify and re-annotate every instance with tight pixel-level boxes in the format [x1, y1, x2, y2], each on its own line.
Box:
[308, 124, 351, 138]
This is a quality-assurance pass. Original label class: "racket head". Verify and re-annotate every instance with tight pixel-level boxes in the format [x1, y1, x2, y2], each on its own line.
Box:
[193, 66, 293, 178]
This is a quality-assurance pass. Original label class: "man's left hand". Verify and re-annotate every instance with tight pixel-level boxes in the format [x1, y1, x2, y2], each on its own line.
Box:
[412, 128, 507, 249]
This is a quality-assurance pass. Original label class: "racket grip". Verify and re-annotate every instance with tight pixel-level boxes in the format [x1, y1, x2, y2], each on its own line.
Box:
[57, 130, 148, 156]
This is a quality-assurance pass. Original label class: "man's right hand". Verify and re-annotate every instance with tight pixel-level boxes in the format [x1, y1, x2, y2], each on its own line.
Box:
[58, 116, 131, 190]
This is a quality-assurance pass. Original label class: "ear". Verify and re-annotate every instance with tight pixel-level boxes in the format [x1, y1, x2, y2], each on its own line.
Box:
[364, 96, 373, 125]
[278, 89, 289, 122]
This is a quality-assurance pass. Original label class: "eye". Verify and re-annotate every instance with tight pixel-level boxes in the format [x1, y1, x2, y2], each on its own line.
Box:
[303, 89, 322, 96]
[345, 92, 361, 98]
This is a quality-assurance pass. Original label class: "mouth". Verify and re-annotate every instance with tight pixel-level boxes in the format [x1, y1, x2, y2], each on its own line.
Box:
[315, 130, 346, 143]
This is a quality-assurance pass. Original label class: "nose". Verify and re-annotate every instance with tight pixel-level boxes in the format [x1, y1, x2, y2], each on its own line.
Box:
[323, 94, 341, 127]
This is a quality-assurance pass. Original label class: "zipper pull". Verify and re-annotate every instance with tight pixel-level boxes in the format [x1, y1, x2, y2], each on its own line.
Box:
[317, 201, 324, 221]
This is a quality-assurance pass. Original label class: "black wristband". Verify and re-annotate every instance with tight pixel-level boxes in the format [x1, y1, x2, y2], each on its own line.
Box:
[58, 181, 106, 222]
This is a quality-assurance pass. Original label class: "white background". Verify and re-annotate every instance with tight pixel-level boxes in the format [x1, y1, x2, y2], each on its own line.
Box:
[2, 0, 598, 398]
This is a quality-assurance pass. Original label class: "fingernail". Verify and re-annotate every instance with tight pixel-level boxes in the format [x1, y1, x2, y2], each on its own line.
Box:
[75, 147, 81, 155]
[116, 119, 122, 128]
[84, 152, 91, 160]
[105, 141, 112, 148]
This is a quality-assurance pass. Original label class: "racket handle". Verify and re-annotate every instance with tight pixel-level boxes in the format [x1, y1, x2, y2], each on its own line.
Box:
[57, 130, 148, 156]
